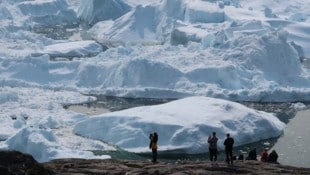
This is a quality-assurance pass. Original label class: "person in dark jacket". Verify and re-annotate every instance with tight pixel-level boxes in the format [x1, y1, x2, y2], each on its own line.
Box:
[268, 150, 279, 163]
[224, 133, 234, 165]
[246, 148, 257, 160]
[149, 132, 158, 163]
[208, 132, 218, 162]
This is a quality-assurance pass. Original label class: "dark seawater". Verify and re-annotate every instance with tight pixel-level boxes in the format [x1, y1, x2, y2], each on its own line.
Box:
[66, 95, 310, 165]
[65, 95, 174, 115]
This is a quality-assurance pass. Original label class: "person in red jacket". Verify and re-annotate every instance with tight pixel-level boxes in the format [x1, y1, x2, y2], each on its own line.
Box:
[260, 148, 269, 162]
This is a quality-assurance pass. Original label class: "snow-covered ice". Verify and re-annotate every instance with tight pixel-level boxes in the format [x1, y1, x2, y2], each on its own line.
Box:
[0, 0, 310, 162]
[74, 96, 285, 153]
[34, 40, 103, 58]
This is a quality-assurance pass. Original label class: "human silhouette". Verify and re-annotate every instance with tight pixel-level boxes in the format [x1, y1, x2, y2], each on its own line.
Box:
[149, 132, 158, 163]
[224, 133, 234, 165]
[246, 148, 257, 160]
[208, 132, 218, 162]
[260, 148, 269, 162]
[268, 150, 278, 163]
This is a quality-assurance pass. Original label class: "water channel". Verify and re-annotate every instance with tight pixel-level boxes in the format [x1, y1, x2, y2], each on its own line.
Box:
[272, 110, 310, 168]
[66, 95, 310, 167]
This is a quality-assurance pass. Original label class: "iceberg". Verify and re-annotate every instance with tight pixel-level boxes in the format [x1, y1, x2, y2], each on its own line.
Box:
[3, 127, 110, 162]
[74, 96, 286, 153]
[0, 0, 309, 163]
[77, 0, 131, 26]
[17, 0, 77, 26]
[34, 40, 103, 58]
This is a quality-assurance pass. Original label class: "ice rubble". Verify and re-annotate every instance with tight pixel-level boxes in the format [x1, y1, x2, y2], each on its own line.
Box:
[0, 0, 309, 162]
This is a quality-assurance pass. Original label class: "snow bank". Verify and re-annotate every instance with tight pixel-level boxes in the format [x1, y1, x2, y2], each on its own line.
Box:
[74, 96, 286, 153]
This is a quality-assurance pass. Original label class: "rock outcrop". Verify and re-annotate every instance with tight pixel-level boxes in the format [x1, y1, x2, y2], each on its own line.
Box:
[43, 159, 310, 175]
[1, 150, 310, 175]
[0, 151, 51, 175]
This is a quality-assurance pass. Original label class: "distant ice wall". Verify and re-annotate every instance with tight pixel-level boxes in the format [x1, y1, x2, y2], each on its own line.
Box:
[77, 0, 131, 26]
[17, 0, 77, 26]
[184, 1, 225, 23]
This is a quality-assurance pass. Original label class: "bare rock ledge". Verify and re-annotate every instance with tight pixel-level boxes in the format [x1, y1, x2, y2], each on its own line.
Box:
[1, 151, 310, 175]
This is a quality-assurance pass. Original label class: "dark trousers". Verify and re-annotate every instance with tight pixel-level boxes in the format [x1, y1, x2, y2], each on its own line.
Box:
[225, 148, 233, 164]
[152, 149, 157, 162]
[209, 148, 217, 161]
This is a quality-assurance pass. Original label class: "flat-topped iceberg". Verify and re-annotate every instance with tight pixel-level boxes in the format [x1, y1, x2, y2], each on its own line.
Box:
[74, 96, 286, 153]
[34, 40, 103, 58]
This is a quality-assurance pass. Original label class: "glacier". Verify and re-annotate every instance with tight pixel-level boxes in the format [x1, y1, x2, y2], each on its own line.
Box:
[0, 0, 309, 162]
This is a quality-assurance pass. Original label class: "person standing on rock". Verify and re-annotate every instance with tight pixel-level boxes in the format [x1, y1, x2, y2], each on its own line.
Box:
[224, 133, 234, 165]
[260, 148, 269, 162]
[208, 132, 218, 162]
[149, 132, 158, 163]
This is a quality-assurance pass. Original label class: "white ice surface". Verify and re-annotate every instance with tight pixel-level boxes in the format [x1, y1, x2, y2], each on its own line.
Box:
[0, 0, 309, 162]
[74, 96, 285, 153]
[35, 40, 103, 58]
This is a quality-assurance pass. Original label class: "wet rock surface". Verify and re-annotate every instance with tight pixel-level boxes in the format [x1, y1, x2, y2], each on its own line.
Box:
[1, 151, 310, 175]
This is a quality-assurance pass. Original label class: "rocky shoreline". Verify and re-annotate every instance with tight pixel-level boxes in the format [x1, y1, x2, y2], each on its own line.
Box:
[44, 159, 310, 175]
[1, 151, 310, 175]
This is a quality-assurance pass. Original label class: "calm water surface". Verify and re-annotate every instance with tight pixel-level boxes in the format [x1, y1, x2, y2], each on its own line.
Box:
[272, 110, 310, 168]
